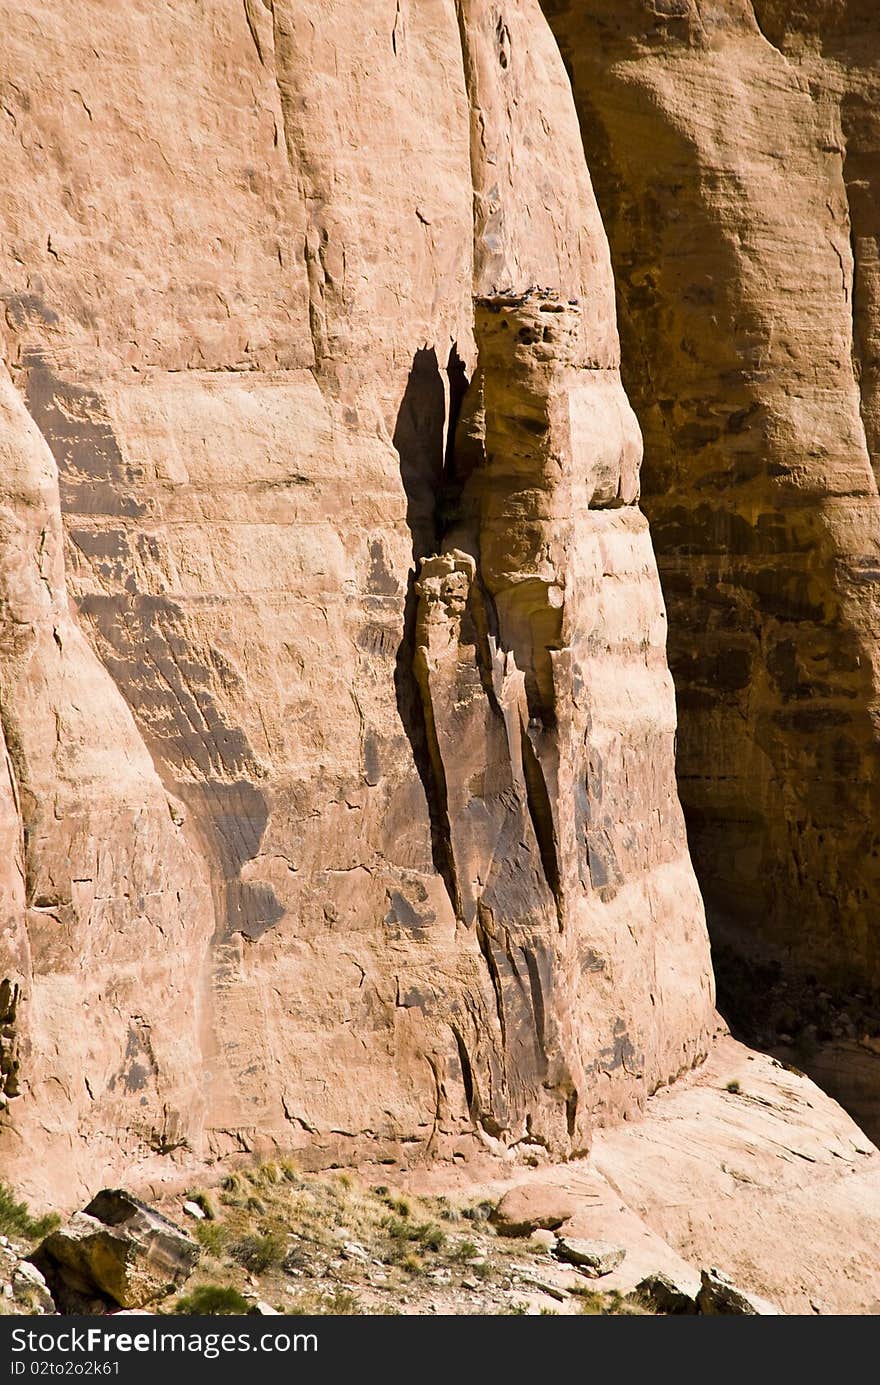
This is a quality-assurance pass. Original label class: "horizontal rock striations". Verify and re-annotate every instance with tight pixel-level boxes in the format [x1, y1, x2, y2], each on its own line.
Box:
[0, 0, 717, 1203]
[544, 0, 880, 989]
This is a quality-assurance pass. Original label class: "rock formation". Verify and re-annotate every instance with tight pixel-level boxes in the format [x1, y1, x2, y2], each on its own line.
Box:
[1, 7, 879, 1322]
[0, 0, 715, 1206]
[543, 0, 880, 989]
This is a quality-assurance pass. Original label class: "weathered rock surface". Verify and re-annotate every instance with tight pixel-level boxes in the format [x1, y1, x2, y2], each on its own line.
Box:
[635, 1271, 697, 1316]
[697, 1266, 780, 1316]
[0, 1243, 55, 1314]
[10, 1260, 55, 1316]
[490, 1184, 575, 1237]
[553, 1237, 626, 1277]
[543, 0, 880, 992]
[0, 0, 715, 1204]
[590, 1037, 880, 1314]
[394, 1036, 880, 1314]
[36, 1189, 198, 1309]
[1, 0, 877, 1320]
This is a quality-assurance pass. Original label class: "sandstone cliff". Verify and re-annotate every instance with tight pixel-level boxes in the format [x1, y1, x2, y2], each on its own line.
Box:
[0, 0, 717, 1206]
[544, 0, 880, 991]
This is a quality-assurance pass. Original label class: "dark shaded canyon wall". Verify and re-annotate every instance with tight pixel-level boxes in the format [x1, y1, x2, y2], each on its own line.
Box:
[544, 0, 880, 988]
[0, 0, 715, 1207]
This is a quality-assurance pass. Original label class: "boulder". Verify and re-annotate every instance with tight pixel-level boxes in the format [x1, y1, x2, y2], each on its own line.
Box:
[37, 1189, 199, 1309]
[0, 1240, 55, 1314]
[490, 1186, 575, 1238]
[553, 1238, 626, 1277]
[635, 1272, 697, 1315]
[697, 1267, 780, 1316]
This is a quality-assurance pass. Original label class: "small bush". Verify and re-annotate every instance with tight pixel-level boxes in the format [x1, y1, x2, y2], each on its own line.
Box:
[381, 1214, 413, 1243]
[414, 1221, 446, 1253]
[174, 1284, 251, 1315]
[378, 1192, 411, 1218]
[381, 1215, 444, 1252]
[0, 1183, 59, 1242]
[230, 1231, 287, 1274]
[221, 1172, 247, 1195]
[448, 1239, 480, 1263]
[726, 1079, 741, 1095]
[193, 1221, 229, 1257]
[572, 1286, 645, 1316]
[574, 1287, 608, 1314]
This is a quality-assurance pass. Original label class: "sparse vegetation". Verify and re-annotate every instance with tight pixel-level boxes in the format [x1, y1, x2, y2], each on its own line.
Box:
[288, 1287, 363, 1315]
[0, 1182, 59, 1242]
[142, 1162, 664, 1317]
[571, 1285, 647, 1316]
[726, 1079, 741, 1094]
[192, 1220, 229, 1257]
[187, 1191, 216, 1220]
[461, 1199, 494, 1223]
[173, 1284, 251, 1315]
[448, 1239, 479, 1263]
[229, 1230, 287, 1274]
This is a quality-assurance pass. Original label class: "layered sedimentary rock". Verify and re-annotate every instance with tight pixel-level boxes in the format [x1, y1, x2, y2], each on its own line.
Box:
[543, 0, 880, 987]
[0, 0, 715, 1205]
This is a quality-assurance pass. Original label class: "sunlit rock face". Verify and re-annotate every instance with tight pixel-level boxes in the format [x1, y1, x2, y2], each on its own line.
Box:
[0, 0, 714, 1206]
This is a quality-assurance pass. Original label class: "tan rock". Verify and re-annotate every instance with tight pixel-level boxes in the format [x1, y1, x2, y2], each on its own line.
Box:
[0, 0, 714, 1201]
[635, 1272, 697, 1316]
[39, 1189, 199, 1309]
[697, 1266, 780, 1317]
[591, 1037, 880, 1315]
[553, 1237, 626, 1277]
[10, 1261, 54, 1316]
[396, 1033, 880, 1315]
[490, 1184, 575, 1237]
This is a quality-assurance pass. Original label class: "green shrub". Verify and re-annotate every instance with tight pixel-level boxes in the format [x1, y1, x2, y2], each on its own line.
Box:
[229, 1231, 287, 1274]
[381, 1214, 413, 1242]
[0, 1183, 59, 1242]
[193, 1221, 229, 1257]
[416, 1222, 446, 1253]
[173, 1284, 251, 1315]
[448, 1239, 479, 1263]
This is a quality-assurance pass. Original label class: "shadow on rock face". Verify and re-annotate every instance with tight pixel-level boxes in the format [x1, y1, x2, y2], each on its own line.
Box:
[392, 345, 447, 563]
[392, 344, 469, 910]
